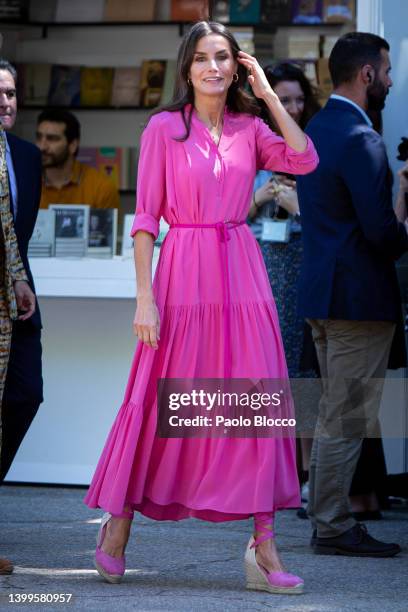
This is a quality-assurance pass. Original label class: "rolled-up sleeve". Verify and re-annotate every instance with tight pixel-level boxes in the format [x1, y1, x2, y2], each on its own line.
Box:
[131, 115, 166, 239]
[255, 116, 318, 175]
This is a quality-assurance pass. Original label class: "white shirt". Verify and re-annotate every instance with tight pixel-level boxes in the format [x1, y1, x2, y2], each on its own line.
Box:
[330, 94, 373, 127]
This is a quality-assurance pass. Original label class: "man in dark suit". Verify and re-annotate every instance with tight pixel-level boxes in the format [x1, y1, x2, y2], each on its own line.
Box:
[297, 33, 408, 557]
[0, 59, 43, 485]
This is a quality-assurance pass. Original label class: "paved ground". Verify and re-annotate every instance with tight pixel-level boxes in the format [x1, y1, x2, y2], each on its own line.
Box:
[0, 485, 407, 611]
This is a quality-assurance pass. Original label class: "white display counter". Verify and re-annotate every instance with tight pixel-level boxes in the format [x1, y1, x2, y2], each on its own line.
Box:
[5, 253, 407, 484]
[5, 253, 159, 485]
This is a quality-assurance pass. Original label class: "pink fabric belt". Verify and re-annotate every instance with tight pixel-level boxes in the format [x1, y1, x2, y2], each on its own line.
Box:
[170, 220, 246, 378]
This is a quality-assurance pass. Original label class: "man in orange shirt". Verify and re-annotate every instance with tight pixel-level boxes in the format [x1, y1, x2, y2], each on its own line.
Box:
[36, 109, 120, 210]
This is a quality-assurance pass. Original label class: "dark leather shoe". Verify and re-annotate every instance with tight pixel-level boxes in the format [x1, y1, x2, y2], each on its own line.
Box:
[297, 507, 309, 520]
[314, 524, 401, 557]
[0, 557, 13, 574]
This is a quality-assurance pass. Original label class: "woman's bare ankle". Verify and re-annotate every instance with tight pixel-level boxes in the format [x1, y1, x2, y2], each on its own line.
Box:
[101, 517, 132, 558]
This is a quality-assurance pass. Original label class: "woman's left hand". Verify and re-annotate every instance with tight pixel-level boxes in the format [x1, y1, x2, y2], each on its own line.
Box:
[237, 50, 278, 101]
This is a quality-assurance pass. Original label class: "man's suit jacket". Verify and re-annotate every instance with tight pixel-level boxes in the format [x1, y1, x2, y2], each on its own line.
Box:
[297, 97, 408, 322]
[7, 132, 42, 329]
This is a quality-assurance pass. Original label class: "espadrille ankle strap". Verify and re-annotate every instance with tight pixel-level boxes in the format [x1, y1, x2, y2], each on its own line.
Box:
[251, 512, 274, 548]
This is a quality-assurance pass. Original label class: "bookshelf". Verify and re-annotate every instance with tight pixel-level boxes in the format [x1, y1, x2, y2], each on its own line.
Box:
[7, 8, 355, 228]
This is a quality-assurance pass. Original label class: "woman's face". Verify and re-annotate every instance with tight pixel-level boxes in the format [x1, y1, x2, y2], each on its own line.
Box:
[188, 34, 237, 100]
[274, 80, 305, 124]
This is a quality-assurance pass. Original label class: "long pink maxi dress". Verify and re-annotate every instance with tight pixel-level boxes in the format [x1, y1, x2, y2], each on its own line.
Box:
[84, 106, 318, 522]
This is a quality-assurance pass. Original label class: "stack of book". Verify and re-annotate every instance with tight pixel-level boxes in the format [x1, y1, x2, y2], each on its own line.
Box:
[28, 209, 56, 258]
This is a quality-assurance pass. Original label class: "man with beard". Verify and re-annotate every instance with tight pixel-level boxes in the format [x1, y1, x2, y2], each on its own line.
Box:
[297, 32, 408, 556]
[36, 109, 119, 210]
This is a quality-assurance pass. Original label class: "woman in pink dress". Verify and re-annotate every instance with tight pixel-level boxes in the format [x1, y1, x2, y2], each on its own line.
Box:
[85, 21, 318, 594]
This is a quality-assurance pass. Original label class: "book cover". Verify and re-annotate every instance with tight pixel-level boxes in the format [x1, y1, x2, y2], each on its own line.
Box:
[229, 0, 261, 24]
[111, 67, 141, 107]
[55, 0, 105, 22]
[80, 67, 114, 107]
[20, 64, 52, 106]
[261, 0, 292, 24]
[160, 60, 177, 105]
[323, 0, 355, 23]
[50, 204, 89, 240]
[87, 208, 118, 257]
[28, 209, 56, 257]
[121, 213, 134, 257]
[48, 65, 81, 107]
[170, 0, 209, 21]
[104, 0, 156, 21]
[96, 148, 122, 190]
[140, 60, 167, 108]
[292, 0, 323, 24]
[50, 204, 90, 257]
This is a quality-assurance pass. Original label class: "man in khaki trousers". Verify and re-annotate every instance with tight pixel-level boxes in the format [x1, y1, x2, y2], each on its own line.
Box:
[297, 33, 408, 556]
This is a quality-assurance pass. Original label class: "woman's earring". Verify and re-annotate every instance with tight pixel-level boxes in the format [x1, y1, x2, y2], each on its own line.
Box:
[187, 77, 192, 86]
[232, 73, 239, 83]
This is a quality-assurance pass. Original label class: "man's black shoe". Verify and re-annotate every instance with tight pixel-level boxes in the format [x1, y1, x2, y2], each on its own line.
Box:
[314, 523, 401, 557]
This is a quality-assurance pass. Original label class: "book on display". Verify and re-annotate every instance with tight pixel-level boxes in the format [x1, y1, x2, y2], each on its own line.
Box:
[140, 60, 167, 108]
[260, 0, 292, 23]
[28, 209, 56, 258]
[323, 0, 355, 23]
[80, 67, 114, 106]
[87, 208, 118, 258]
[292, 0, 323, 24]
[49, 204, 90, 258]
[19, 64, 52, 106]
[48, 65, 81, 107]
[111, 67, 141, 107]
[229, 0, 261, 24]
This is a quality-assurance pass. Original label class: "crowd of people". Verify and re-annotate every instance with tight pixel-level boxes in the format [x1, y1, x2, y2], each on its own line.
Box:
[0, 20, 407, 596]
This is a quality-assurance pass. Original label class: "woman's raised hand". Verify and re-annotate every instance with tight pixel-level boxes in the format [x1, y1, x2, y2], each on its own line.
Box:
[237, 50, 278, 102]
[133, 295, 161, 350]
